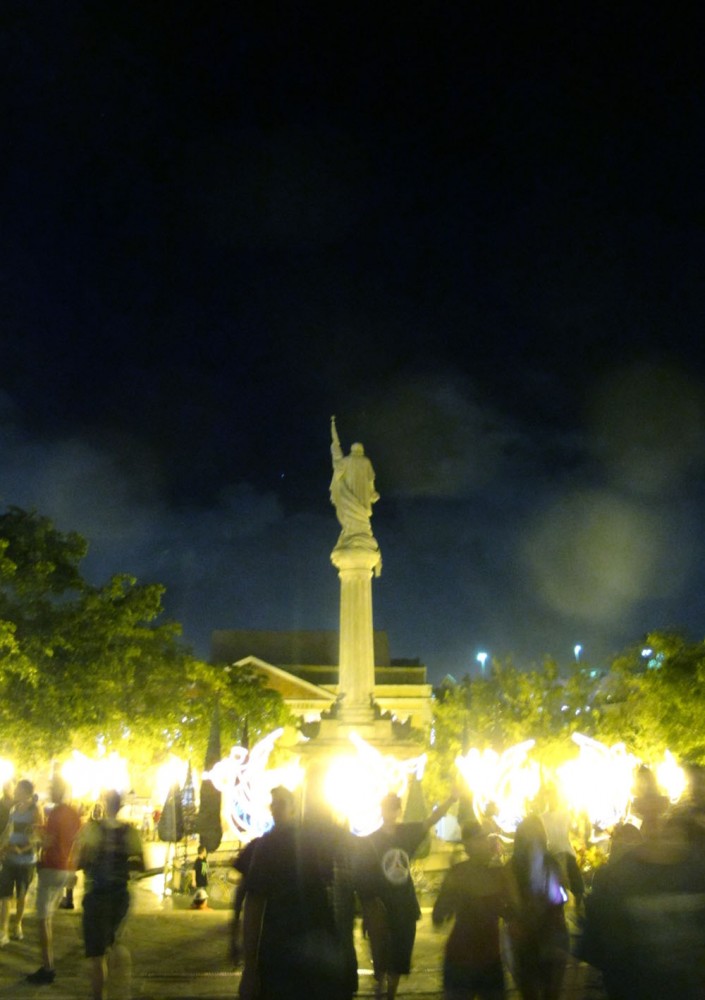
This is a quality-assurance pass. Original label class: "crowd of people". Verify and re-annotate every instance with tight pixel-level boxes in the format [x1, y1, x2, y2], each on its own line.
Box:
[2, 765, 705, 1000]
[0, 775, 144, 999]
[233, 769, 705, 1000]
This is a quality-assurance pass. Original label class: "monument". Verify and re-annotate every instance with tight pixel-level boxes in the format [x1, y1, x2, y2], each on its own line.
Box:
[212, 419, 431, 759]
[329, 416, 382, 726]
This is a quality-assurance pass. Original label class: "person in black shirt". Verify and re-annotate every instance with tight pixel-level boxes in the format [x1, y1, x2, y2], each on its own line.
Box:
[360, 789, 457, 1000]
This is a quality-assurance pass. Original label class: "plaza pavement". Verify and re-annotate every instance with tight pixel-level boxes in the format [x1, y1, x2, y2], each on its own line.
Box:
[0, 876, 607, 1000]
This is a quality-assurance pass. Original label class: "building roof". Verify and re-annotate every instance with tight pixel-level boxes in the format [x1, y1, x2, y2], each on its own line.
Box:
[211, 629, 392, 668]
[233, 656, 335, 703]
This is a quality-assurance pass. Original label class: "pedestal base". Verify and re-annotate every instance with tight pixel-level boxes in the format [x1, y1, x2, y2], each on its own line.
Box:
[299, 715, 418, 757]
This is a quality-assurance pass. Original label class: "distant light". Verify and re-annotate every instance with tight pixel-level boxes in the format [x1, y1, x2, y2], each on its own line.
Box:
[574, 644, 582, 662]
[476, 651, 488, 672]
[641, 648, 653, 658]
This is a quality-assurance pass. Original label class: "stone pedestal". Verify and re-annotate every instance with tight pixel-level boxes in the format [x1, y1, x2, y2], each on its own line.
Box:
[330, 543, 381, 725]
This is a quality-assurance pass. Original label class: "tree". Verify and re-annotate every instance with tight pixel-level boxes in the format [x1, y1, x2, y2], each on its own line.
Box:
[596, 631, 705, 765]
[177, 659, 294, 765]
[0, 506, 290, 772]
[426, 655, 601, 803]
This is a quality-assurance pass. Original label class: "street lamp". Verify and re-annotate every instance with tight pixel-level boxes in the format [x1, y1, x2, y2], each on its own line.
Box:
[476, 651, 488, 674]
[574, 644, 582, 663]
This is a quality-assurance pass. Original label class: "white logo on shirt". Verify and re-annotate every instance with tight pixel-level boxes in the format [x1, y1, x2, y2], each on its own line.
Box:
[382, 848, 411, 886]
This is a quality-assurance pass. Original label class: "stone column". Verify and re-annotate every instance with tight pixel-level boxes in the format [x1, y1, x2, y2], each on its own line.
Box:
[331, 545, 381, 724]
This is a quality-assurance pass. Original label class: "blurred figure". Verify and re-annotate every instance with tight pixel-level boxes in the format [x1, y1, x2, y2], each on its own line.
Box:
[231, 785, 297, 960]
[359, 788, 457, 1000]
[671, 764, 705, 850]
[26, 774, 81, 984]
[0, 778, 43, 946]
[190, 842, 209, 907]
[239, 772, 358, 1000]
[580, 821, 642, 979]
[631, 765, 668, 841]
[505, 815, 569, 1000]
[582, 813, 705, 999]
[0, 778, 14, 837]
[75, 790, 144, 1000]
[540, 786, 584, 907]
[190, 887, 209, 910]
[433, 820, 517, 1000]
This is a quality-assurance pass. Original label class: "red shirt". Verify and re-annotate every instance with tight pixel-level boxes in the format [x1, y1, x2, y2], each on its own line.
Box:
[42, 803, 81, 870]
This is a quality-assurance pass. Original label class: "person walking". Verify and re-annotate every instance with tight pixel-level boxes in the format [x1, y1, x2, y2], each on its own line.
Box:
[26, 774, 81, 984]
[0, 778, 43, 946]
[582, 813, 705, 1000]
[75, 789, 144, 1000]
[504, 815, 569, 1000]
[360, 788, 457, 1000]
[433, 820, 517, 1000]
[0, 779, 14, 838]
[232, 784, 297, 957]
[239, 773, 359, 1000]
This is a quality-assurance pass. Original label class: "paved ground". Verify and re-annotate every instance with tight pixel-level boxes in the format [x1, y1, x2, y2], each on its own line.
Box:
[0, 876, 607, 999]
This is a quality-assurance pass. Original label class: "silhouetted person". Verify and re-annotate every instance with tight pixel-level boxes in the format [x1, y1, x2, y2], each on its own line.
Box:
[239, 775, 358, 1000]
[75, 789, 144, 1000]
[580, 821, 642, 986]
[231, 785, 296, 961]
[582, 813, 705, 999]
[540, 786, 584, 907]
[631, 765, 668, 841]
[505, 815, 569, 1000]
[433, 820, 518, 1000]
[359, 788, 457, 1000]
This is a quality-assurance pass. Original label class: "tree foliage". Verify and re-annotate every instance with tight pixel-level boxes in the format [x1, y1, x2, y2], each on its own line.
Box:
[0, 507, 289, 772]
[426, 631, 705, 804]
[597, 630, 705, 764]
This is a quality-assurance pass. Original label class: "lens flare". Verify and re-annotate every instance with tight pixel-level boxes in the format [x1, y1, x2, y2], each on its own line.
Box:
[656, 750, 686, 804]
[456, 740, 539, 833]
[0, 758, 14, 786]
[63, 750, 130, 801]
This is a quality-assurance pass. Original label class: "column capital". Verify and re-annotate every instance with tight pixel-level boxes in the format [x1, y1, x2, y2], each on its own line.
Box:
[331, 543, 382, 575]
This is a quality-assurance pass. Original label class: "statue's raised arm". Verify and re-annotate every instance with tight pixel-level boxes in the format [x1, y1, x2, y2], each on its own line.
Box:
[328, 419, 380, 551]
[330, 415, 343, 463]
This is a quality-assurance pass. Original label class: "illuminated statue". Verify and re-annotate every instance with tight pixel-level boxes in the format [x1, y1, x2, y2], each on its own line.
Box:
[330, 416, 380, 547]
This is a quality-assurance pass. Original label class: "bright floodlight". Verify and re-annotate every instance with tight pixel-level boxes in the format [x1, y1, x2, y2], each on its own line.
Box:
[323, 733, 427, 835]
[0, 758, 14, 786]
[155, 755, 195, 806]
[574, 644, 582, 661]
[456, 740, 539, 833]
[63, 750, 130, 801]
[657, 750, 686, 803]
[476, 651, 488, 672]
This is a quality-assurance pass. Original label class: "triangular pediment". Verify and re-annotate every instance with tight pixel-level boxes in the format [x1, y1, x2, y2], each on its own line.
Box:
[232, 656, 335, 703]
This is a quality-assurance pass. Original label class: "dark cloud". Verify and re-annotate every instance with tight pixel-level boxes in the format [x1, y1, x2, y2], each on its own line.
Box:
[2, 6, 705, 679]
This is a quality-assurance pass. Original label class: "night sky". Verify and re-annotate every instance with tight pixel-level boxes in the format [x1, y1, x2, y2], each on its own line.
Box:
[3, 5, 705, 681]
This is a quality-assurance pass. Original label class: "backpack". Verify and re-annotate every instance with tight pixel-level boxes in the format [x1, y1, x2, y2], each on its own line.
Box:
[84, 823, 131, 892]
